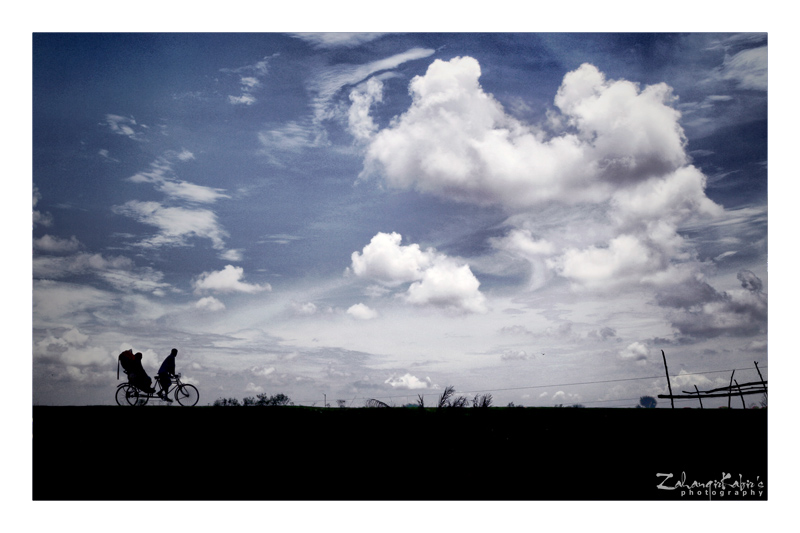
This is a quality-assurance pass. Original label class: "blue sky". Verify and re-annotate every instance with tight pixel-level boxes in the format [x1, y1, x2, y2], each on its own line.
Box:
[32, 32, 769, 407]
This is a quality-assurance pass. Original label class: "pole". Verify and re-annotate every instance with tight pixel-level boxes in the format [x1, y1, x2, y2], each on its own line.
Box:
[661, 350, 674, 409]
[694, 385, 703, 409]
[728, 370, 735, 409]
[754, 361, 767, 397]
[734, 380, 747, 409]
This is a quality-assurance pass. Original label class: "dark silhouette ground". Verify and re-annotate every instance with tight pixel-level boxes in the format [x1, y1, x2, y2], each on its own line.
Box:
[32, 406, 766, 500]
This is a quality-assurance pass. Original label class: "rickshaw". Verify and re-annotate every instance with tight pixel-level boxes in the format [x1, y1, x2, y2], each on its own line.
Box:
[116, 373, 199, 406]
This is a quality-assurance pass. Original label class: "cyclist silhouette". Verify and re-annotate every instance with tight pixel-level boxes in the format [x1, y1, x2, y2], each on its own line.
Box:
[156, 349, 178, 402]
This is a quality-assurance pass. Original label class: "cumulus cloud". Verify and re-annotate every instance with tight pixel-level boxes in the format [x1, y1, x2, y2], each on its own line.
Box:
[350, 232, 487, 313]
[350, 232, 432, 286]
[195, 296, 226, 312]
[347, 303, 379, 320]
[661, 270, 767, 339]
[360, 57, 726, 298]
[362, 58, 696, 209]
[552, 234, 664, 291]
[405, 258, 487, 313]
[618, 341, 649, 362]
[193, 265, 271, 294]
[384, 373, 433, 389]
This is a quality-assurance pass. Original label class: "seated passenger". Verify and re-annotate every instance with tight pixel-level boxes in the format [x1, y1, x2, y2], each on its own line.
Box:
[130, 352, 156, 393]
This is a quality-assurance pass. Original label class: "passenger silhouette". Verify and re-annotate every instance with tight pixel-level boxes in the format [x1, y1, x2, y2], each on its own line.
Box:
[131, 352, 156, 393]
[156, 348, 178, 402]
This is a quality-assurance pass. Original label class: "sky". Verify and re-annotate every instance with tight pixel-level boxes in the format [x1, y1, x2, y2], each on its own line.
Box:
[31, 32, 769, 408]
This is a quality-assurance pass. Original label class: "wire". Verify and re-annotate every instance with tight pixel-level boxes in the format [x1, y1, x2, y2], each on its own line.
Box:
[294, 365, 766, 407]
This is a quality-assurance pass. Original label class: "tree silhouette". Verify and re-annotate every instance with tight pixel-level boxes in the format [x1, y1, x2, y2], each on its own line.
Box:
[637, 396, 657, 409]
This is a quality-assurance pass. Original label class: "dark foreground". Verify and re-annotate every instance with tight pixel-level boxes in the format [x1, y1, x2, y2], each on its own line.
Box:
[33, 406, 767, 500]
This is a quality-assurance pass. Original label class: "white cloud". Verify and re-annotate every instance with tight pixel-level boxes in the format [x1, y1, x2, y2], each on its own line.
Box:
[363, 57, 727, 296]
[113, 200, 228, 249]
[33, 252, 172, 295]
[405, 259, 487, 314]
[348, 77, 384, 142]
[350, 232, 487, 314]
[33, 280, 116, 325]
[258, 121, 326, 164]
[500, 350, 532, 361]
[618, 342, 649, 362]
[291, 33, 389, 49]
[384, 373, 432, 390]
[195, 296, 226, 312]
[362, 58, 696, 210]
[719, 46, 767, 91]
[33, 185, 52, 228]
[127, 156, 229, 204]
[251, 366, 276, 377]
[34, 327, 111, 367]
[157, 180, 230, 203]
[309, 47, 435, 126]
[244, 382, 264, 393]
[176, 149, 195, 161]
[221, 54, 277, 105]
[292, 301, 319, 316]
[553, 234, 662, 291]
[219, 249, 243, 262]
[33, 234, 81, 253]
[193, 265, 271, 294]
[347, 303, 378, 320]
[350, 232, 432, 286]
[105, 114, 143, 140]
[229, 94, 256, 106]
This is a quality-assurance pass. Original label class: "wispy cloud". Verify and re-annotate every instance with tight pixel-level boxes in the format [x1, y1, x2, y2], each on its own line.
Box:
[33, 185, 52, 228]
[221, 54, 278, 105]
[113, 200, 229, 250]
[33, 252, 173, 295]
[104, 114, 145, 140]
[127, 153, 229, 204]
[309, 47, 434, 126]
[290, 33, 389, 49]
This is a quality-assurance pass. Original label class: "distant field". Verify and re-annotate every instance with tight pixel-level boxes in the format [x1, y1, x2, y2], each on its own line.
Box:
[33, 406, 767, 501]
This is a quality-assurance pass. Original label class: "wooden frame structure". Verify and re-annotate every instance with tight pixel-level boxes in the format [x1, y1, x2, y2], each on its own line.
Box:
[657, 351, 767, 409]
